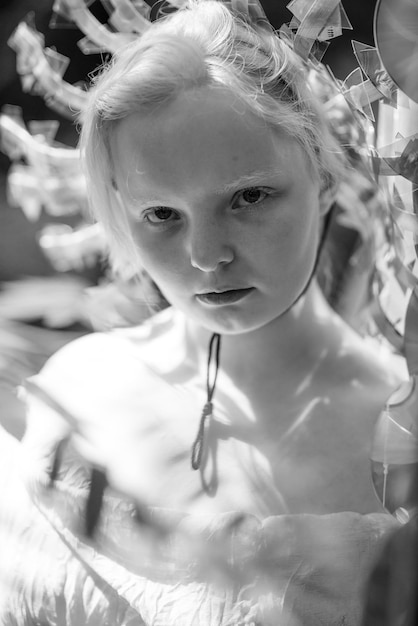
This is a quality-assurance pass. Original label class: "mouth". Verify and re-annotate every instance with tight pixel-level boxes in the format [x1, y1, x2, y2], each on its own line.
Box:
[196, 287, 255, 305]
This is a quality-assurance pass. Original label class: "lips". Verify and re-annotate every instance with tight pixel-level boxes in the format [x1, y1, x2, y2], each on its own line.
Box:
[196, 287, 255, 305]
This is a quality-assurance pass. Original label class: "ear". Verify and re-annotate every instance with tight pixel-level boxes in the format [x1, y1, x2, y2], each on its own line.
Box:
[319, 183, 337, 218]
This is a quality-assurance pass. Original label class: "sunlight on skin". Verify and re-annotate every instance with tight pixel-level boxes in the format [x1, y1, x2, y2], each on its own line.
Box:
[279, 397, 330, 443]
[295, 348, 330, 395]
[111, 86, 327, 338]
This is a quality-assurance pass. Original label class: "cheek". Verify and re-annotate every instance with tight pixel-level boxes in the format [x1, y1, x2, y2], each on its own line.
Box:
[251, 204, 319, 272]
[248, 210, 306, 255]
[280, 197, 320, 247]
[133, 234, 186, 285]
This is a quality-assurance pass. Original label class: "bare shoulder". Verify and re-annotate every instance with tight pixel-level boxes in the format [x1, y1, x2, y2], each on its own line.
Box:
[308, 324, 408, 506]
[25, 307, 188, 428]
[324, 319, 408, 403]
[36, 307, 183, 384]
[325, 333, 408, 459]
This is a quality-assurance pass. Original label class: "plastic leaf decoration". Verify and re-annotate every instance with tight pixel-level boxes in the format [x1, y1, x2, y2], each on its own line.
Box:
[8, 20, 88, 118]
[351, 41, 397, 107]
[106, 0, 152, 33]
[0, 0, 417, 358]
[286, 0, 351, 59]
[51, 0, 145, 53]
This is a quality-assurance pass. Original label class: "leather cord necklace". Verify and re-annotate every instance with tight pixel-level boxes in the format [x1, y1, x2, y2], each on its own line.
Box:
[190, 204, 334, 471]
[191, 332, 222, 470]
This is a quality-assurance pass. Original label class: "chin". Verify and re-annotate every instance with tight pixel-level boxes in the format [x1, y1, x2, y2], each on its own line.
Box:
[170, 295, 291, 335]
[194, 310, 278, 336]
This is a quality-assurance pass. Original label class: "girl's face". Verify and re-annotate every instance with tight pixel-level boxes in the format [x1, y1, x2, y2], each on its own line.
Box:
[111, 86, 331, 334]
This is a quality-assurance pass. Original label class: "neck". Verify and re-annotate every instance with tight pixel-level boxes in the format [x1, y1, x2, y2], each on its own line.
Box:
[186, 281, 345, 386]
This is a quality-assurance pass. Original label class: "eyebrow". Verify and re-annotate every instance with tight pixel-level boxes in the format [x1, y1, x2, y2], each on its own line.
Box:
[127, 168, 285, 207]
[213, 169, 285, 194]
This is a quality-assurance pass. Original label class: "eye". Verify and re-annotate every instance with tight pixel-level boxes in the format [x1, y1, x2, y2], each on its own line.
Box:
[233, 187, 269, 208]
[143, 207, 179, 224]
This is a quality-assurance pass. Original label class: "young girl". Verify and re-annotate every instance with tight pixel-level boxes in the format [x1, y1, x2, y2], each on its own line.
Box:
[0, 1, 406, 624]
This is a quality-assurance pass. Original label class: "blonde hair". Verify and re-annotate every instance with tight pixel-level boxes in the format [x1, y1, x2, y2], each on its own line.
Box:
[80, 0, 344, 277]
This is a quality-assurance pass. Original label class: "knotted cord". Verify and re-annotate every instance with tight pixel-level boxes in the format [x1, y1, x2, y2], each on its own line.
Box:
[191, 332, 222, 470]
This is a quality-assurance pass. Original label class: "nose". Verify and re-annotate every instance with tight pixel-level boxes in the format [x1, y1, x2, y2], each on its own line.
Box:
[188, 217, 234, 272]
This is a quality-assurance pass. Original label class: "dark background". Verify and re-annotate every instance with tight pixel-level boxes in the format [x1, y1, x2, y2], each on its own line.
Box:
[0, 0, 378, 280]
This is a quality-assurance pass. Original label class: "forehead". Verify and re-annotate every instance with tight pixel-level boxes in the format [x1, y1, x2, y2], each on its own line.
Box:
[111, 86, 311, 202]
